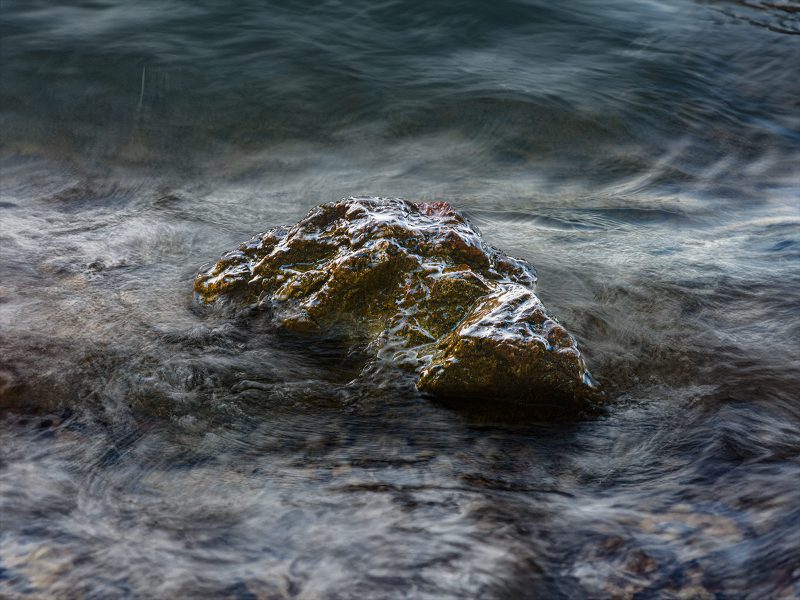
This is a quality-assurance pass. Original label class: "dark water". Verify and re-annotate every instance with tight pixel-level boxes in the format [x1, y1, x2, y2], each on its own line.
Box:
[1, 0, 800, 597]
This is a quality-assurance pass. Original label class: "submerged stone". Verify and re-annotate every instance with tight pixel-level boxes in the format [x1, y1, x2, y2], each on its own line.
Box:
[195, 197, 601, 414]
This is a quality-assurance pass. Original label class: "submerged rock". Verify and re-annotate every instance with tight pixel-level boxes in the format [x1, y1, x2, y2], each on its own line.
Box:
[195, 197, 600, 413]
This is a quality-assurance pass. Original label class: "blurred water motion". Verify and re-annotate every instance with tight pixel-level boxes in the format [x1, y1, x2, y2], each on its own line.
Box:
[1, 0, 799, 597]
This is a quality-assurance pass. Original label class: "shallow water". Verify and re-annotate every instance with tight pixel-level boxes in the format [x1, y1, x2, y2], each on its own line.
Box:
[1, 0, 799, 598]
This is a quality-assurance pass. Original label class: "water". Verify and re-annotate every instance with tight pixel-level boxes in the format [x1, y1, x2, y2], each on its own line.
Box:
[1, 0, 799, 597]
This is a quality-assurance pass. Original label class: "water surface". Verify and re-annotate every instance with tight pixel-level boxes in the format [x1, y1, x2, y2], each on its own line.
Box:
[1, 0, 799, 597]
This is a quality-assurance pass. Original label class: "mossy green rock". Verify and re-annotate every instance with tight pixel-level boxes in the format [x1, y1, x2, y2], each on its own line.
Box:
[195, 197, 600, 412]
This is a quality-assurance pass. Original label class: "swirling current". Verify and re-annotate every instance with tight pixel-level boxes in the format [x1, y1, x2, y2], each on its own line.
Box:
[1, 0, 799, 598]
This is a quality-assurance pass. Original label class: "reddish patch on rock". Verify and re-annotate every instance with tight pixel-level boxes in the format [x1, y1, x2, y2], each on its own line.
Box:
[417, 201, 456, 217]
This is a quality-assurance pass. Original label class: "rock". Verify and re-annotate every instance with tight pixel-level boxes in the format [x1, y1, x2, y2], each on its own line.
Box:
[195, 197, 601, 413]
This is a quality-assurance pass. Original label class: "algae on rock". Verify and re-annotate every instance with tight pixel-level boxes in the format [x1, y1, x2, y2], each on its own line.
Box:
[195, 197, 600, 413]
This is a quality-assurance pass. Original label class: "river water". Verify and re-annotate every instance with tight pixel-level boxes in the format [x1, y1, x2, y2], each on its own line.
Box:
[1, 1, 799, 598]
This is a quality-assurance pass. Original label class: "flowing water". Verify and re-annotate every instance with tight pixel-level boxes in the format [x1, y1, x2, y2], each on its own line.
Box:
[1, 0, 799, 597]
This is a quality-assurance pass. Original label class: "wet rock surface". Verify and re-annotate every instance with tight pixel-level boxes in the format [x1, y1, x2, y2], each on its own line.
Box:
[195, 197, 600, 413]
